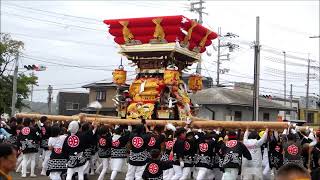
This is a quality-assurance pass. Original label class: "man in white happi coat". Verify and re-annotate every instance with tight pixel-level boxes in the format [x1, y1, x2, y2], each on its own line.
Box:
[241, 128, 268, 180]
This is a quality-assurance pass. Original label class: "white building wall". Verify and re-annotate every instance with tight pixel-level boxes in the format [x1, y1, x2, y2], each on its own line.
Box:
[271, 99, 299, 120]
[197, 105, 279, 121]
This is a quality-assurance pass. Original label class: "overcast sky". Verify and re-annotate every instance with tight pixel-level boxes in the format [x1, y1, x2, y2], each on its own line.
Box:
[1, 0, 319, 103]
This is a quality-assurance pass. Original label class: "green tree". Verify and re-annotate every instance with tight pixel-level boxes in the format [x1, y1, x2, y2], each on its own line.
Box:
[0, 33, 38, 114]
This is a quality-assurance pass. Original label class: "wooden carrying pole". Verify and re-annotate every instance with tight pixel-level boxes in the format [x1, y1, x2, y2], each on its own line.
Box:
[16, 113, 290, 129]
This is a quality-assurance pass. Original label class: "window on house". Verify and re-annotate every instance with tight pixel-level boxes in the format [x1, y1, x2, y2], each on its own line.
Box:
[96, 90, 106, 101]
[234, 111, 242, 121]
[307, 112, 314, 123]
[66, 102, 79, 110]
[73, 103, 79, 110]
[263, 113, 270, 121]
[66, 102, 72, 110]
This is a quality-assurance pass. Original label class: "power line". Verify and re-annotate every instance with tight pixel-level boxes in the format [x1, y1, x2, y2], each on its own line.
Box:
[3, 1, 189, 22]
[204, 2, 316, 37]
[218, 77, 309, 98]
[33, 86, 84, 91]
[201, 66, 314, 95]
[4, 5, 316, 64]
[291, 84, 318, 89]
[262, 44, 312, 55]
[142, 1, 189, 8]
[262, 56, 310, 68]
[2, 3, 101, 24]
[204, 61, 316, 83]
[261, 47, 317, 62]
[21, 55, 135, 72]
[228, 68, 285, 82]
[38, 79, 111, 87]
[262, 70, 318, 80]
[202, 62, 215, 84]
[22, 53, 137, 70]
[5, 3, 316, 64]
[260, 86, 306, 94]
[6, 32, 116, 49]
[225, 40, 318, 79]
[263, 21, 315, 37]
[36, 73, 137, 88]
[204, 62, 319, 89]
[1, 11, 105, 32]
[264, 66, 314, 77]
[22, 54, 133, 69]
[124, 1, 189, 11]
[33, 77, 137, 91]
[262, 72, 318, 81]
[231, 38, 318, 62]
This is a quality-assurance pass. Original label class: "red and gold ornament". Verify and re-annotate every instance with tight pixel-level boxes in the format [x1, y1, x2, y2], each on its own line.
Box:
[113, 65, 127, 85]
[188, 74, 203, 92]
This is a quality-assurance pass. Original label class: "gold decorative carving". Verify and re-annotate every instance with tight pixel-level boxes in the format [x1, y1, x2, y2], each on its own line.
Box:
[199, 30, 211, 48]
[119, 21, 134, 43]
[182, 20, 197, 45]
[152, 18, 165, 40]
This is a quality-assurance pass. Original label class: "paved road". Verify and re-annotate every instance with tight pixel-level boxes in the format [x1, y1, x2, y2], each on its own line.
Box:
[11, 170, 126, 180]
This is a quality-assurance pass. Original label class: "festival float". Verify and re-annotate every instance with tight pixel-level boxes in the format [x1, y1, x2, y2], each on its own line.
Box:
[16, 15, 295, 130]
[106, 15, 216, 121]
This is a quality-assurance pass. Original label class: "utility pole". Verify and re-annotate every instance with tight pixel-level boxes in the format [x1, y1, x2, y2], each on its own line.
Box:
[48, 85, 53, 114]
[305, 54, 310, 122]
[30, 71, 34, 111]
[283, 51, 286, 106]
[290, 84, 293, 108]
[190, 0, 205, 24]
[215, 29, 238, 86]
[216, 27, 221, 86]
[309, 35, 320, 106]
[290, 84, 293, 119]
[23, 64, 46, 112]
[11, 53, 19, 116]
[253, 16, 260, 121]
[190, 0, 206, 74]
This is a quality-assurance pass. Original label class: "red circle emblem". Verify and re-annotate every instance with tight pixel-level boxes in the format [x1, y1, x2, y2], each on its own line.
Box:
[184, 141, 190, 150]
[148, 163, 159, 174]
[148, 137, 156, 147]
[132, 137, 144, 148]
[199, 143, 208, 152]
[21, 127, 30, 136]
[67, 135, 80, 148]
[287, 144, 299, 155]
[226, 140, 237, 148]
[112, 140, 120, 147]
[41, 127, 46, 135]
[275, 146, 281, 152]
[99, 138, 106, 146]
[54, 148, 62, 154]
[165, 141, 173, 150]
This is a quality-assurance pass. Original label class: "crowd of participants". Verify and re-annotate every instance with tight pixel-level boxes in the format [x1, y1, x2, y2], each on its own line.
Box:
[0, 116, 320, 180]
